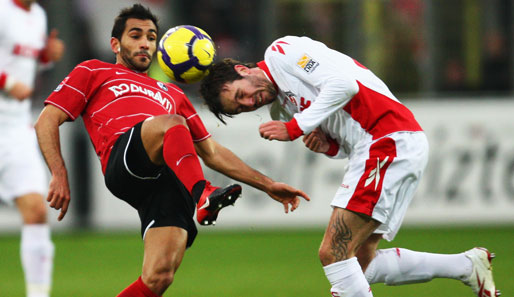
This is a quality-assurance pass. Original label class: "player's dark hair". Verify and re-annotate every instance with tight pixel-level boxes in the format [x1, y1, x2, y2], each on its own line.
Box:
[111, 4, 159, 40]
[200, 58, 257, 124]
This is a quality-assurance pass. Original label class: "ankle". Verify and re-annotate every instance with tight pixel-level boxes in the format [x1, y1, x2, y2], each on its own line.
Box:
[191, 180, 207, 203]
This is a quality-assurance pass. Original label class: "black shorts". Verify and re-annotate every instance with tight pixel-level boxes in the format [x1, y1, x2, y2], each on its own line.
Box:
[104, 121, 197, 247]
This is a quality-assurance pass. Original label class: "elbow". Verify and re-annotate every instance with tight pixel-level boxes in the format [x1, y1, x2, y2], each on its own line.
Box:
[34, 115, 44, 135]
[201, 156, 219, 171]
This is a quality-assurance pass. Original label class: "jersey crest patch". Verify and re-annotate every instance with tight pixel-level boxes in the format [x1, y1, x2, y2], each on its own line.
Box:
[157, 81, 168, 91]
[297, 54, 319, 74]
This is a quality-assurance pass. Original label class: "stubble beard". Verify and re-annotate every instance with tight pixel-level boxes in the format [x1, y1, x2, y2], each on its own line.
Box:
[121, 47, 151, 72]
[252, 77, 277, 106]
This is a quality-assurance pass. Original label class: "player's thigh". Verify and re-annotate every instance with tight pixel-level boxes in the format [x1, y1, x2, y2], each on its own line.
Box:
[140, 114, 187, 165]
[320, 207, 381, 265]
[104, 122, 163, 207]
[105, 123, 198, 247]
[15, 193, 47, 224]
[331, 132, 428, 241]
[0, 129, 47, 207]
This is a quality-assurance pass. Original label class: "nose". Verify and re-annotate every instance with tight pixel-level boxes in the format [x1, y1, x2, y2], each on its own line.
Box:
[140, 37, 151, 50]
[239, 96, 255, 107]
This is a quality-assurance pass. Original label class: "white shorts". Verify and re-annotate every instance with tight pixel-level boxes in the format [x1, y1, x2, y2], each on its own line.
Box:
[0, 126, 48, 205]
[331, 132, 429, 241]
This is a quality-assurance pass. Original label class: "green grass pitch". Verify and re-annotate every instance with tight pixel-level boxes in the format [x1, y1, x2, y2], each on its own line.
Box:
[1, 226, 512, 296]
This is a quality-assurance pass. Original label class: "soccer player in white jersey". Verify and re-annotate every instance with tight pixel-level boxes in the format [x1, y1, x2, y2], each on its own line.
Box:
[201, 36, 499, 297]
[0, 0, 64, 297]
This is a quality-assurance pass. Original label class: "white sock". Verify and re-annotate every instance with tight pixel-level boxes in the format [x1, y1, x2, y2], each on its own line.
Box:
[324, 257, 373, 297]
[21, 224, 55, 297]
[364, 248, 472, 285]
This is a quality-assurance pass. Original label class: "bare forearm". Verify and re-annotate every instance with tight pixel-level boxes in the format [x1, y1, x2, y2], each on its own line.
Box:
[205, 145, 273, 193]
[35, 112, 67, 176]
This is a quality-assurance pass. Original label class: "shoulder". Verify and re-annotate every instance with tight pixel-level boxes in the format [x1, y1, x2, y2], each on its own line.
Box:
[163, 82, 186, 96]
[265, 36, 314, 52]
[32, 3, 46, 17]
[75, 59, 114, 71]
[265, 36, 320, 63]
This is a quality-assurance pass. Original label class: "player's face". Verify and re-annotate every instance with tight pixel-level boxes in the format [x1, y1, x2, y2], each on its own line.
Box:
[118, 18, 157, 72]
[219, 74, 277, 115]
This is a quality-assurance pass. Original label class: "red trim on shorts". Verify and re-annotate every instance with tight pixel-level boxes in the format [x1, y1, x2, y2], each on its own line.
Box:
[346, 137, 397, 216]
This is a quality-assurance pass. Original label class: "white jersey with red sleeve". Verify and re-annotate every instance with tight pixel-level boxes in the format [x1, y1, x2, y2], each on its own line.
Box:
[45, 59, 211, 173]
[0, 0, 48, 130]
[261, 36, 422, 159]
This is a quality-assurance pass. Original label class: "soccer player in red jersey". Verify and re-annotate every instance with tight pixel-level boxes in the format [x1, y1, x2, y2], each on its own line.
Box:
[34, 4, 309, 297]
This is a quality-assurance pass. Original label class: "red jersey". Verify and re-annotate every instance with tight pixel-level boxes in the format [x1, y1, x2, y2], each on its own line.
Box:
[45, 59, 210, 173]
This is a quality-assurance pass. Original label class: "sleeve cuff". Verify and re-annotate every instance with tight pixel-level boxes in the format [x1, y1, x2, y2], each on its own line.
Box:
[0, 72, 15, 92]
[39, 49, 51, 64]
[284, 117, 304, 141]
[325, 137, 340, 157]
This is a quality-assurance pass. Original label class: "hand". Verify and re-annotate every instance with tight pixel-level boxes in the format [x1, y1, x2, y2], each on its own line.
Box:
[44, 29, 65, 62]
[259, 121, 290, 141]
[303, 127, 330, 153]
[266, 182, 310, 213]
[8, 82, 33, 101]
[47, 172, 71, 221]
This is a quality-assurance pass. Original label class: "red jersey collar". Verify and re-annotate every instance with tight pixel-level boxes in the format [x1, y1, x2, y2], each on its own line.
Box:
[257, 60, 278, 91]
[115, 63, 149, 76]
[13, 0, 31, 11]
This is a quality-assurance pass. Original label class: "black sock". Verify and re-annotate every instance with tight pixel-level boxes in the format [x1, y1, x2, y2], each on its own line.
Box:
[191, 180, 207, 203]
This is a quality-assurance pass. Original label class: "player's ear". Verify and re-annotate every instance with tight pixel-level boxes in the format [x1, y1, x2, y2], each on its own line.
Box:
[111, 37, 121, 54]
[234, 64, 250, 76]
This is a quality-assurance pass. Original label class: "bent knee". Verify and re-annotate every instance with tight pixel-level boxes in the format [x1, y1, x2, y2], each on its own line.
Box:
[153, 114, 187, 131]
[319, 245, 353, 266]
[16, 195, 47, 224]
[142, 268, 175, 293]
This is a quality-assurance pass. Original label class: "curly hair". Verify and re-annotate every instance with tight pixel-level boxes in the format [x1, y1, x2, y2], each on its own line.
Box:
[200, 58, 256, 124]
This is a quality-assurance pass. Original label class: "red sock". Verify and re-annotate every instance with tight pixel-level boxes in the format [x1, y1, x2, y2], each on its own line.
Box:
[117, 276, 160, 297]
[163, 125, 205, 194]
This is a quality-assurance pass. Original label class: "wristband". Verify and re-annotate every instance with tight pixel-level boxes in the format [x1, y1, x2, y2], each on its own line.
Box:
[284, 118, 304, 141]
[4, 75, 16, 92]
[325, 137, 340, 157]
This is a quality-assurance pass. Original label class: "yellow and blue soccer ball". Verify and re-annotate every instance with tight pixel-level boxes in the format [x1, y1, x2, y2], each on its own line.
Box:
[157, 25, 216, 84]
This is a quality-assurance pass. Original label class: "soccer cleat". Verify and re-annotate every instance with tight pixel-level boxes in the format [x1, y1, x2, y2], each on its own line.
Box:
[196, 182, 242, 226]
[463, 247, 499, 297]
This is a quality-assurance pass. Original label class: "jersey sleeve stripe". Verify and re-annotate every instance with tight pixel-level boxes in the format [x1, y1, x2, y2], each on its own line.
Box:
[62, 83, 87, 101]
[45, 100, 76, 120]
[193, 134, 211, 142]
[186, 113, 199, 120]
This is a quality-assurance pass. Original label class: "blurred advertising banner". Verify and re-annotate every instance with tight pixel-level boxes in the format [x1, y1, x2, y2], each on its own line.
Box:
[2, 99, 514, 231]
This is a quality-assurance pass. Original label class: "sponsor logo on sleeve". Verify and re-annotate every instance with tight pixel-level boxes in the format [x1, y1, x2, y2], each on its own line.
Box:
[297, 54, 319, 74]
[54, 77, 69, 92]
